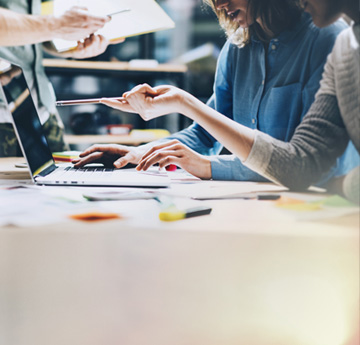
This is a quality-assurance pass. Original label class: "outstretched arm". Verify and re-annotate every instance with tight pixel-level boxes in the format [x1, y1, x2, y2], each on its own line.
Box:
[101, 83, 256, 162]
[0, 6, 109, 46]
[102, 83, 352, 192]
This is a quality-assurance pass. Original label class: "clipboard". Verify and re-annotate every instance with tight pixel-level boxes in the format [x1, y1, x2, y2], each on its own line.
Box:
[45, 0, 175, 52]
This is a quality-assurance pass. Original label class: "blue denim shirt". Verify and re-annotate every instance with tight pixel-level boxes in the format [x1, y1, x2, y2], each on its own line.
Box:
[168, 13, 358, 182]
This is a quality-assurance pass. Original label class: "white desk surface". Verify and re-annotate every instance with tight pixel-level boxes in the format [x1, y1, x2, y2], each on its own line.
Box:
[0, 157, 359, 345]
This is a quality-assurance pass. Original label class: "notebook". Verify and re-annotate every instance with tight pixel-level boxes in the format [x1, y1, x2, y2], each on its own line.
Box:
[0, 59, 170, 188]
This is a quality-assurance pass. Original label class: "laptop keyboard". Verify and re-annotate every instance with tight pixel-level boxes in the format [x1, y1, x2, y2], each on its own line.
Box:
[35, 164, 170, 187]
[49, 166, 115, 183]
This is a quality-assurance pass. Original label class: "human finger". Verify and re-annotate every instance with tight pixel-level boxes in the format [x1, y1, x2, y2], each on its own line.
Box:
[83, 33, 97, 48]
[56, 7, 110, 41]
[142, 154, 180, 171]
[81, 34, 108, 57]
[121, 84, 156, 99]
[113, 153, 134, 168]
[79, 144, 119, 157]
[137, 149, 182, 171]
[76, 40, 85, 51]
[69, 6, 111, 25]
[100, 98, 134, 113]
[72, 151, 105, 168]
[157, 156, 181, 170]
[124, 83, 158, 99]
[140, 140, 180, 161]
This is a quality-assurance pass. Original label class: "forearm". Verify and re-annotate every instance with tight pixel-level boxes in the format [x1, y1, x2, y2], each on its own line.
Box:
[0, 7, 108, 48]
[245, 95, 350, 190]
[166, 124, 221, 154]
[179, 93, 255, 161]
[0, 8, 56, 46]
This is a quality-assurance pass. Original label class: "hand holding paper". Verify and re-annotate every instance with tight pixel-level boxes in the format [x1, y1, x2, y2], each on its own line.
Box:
[52, 6, 110, 42]
[50, 0, 175, 52]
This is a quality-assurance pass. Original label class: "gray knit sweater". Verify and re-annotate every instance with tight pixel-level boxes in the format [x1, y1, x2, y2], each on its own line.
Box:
[244, 24, 360, 192]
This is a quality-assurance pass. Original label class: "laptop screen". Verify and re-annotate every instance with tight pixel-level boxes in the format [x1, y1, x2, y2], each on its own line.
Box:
[0, 59, 55, 178]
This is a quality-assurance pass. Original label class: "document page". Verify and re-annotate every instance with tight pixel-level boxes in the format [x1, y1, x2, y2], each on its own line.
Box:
[51, 0, 175, 52]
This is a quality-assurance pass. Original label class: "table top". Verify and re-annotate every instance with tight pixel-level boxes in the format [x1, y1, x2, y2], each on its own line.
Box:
[0, 157, 359, 345]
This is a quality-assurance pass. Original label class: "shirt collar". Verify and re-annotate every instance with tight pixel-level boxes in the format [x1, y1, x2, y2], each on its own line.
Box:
[251, 12, 312, 44]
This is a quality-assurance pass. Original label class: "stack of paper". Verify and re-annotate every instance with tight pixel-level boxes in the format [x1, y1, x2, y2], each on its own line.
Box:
[52, 151, 81, 163]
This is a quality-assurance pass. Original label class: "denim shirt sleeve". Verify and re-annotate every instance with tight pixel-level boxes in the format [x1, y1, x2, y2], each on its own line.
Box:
[160, 43, 234, 156]
[159, 94, 220, 155]
[210, 154, 269, 181]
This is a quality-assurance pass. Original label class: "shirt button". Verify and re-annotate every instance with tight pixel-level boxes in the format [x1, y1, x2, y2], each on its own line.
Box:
[271, 44, 277, 50]
[251, 119, 256, 124]
[261, 80, 265, 85]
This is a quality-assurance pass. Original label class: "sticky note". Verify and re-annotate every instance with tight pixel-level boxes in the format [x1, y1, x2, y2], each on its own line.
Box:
[275, 196, 322, 211]
[69, 211, 122, 222]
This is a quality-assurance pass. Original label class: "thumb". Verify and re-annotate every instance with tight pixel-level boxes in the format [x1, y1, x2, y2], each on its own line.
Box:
[114, 155, 132, 168]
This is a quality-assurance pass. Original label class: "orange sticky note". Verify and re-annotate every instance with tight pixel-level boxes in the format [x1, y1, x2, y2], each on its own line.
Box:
[69, 211, 122, 222]
[276, 196, 306, 206]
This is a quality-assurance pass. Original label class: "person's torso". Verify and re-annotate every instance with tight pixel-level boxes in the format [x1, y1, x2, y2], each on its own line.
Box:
[213, 13, 345, 142]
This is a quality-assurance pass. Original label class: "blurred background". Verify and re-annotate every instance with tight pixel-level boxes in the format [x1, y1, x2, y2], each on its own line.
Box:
[42, 0, 227, 141]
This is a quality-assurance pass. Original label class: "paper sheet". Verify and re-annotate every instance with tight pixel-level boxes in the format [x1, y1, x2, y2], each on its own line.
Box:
[52, 0, 175, 52]
[159, 180, 287, 200]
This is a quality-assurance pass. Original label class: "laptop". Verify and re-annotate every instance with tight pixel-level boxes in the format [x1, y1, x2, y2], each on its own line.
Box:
[0, 59, 170, 188]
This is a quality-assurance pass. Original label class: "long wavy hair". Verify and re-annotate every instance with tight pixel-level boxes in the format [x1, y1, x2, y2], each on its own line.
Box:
[203, 0, 303, 47]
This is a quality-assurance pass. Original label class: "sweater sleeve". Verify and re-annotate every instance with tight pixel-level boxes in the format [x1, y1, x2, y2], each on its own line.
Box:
[244, 94, 350, 190]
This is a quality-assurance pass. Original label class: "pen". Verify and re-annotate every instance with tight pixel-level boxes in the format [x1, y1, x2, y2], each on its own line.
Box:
[159, 205, 212, 222]
[107, 8, 131, 17]
[55, 97, 125, 106]
[256, 194, 281, 200]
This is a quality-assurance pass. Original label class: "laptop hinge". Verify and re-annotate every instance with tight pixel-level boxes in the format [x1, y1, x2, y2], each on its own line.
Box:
[36, 164, 58, 178]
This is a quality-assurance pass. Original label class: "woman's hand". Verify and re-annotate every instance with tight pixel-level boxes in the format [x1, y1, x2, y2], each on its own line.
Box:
[101, 84, 189, 120]
[72, 144, 145, 168]
[63, 34, 124, 59]
[136, 140, 212, 179]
